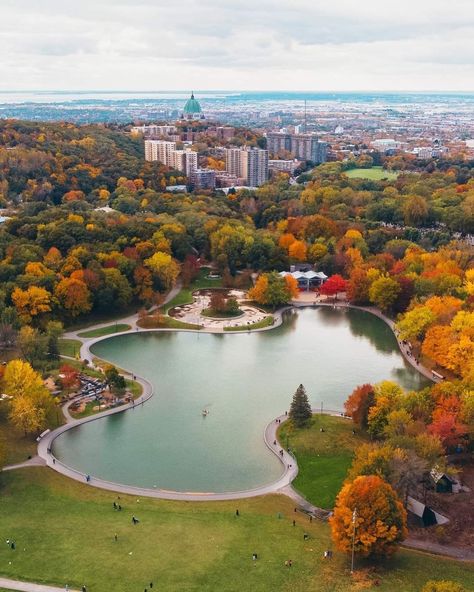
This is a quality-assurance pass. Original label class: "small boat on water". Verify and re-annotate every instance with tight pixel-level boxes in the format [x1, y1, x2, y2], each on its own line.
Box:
[202, 409, 209, 417]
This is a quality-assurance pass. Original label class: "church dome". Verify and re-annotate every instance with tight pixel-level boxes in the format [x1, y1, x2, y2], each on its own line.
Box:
[183, 92, 202, 115]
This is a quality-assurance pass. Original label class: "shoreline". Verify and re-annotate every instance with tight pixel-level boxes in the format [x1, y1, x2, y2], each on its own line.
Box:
[34, 300, 433, 502]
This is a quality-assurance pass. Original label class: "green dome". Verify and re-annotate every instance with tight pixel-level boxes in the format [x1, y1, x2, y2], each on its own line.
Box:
[183, 92, 202, 114]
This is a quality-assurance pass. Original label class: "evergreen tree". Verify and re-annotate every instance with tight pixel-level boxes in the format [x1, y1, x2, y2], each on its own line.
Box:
[289, 384, 312, 427]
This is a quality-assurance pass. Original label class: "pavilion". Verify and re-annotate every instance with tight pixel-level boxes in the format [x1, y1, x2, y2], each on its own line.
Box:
[279, 270, 328, 291]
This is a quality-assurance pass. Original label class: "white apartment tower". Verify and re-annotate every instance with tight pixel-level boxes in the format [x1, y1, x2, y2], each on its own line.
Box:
[144, 140, 176, 165]
[225, 147, 268, 187]
[171, 149, 198, 176]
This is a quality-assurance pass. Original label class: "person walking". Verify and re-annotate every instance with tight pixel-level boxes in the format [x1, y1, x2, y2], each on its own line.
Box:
[82, 586, 87, 592]
[114, 533, 118, 542]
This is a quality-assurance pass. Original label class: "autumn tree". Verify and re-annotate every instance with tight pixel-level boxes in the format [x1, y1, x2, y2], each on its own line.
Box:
[11, 286, 52, 324]
[344, 384, 375, 429]
[9, 396, 46, 435]
[320, 274, 347, 300]
[55, 277, 92, 317]
[396, 306, 435, 342]
[367, 381, 404, 438]
[289, 384, 312, 427]
[144, 251, 180, 291]
[369, 275, 401, 313]
[248, 271, 296, 308]
[330, 475, 407, 558]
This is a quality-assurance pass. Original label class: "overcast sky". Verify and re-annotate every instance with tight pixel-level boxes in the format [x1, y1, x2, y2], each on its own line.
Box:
[1, 0, 474, 91]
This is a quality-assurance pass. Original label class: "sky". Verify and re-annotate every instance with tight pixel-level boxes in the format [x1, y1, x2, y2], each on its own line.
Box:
[1, 0, 474, 92]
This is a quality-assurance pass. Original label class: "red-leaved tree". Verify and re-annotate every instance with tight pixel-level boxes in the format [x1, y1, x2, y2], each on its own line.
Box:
[321, 274, 347, 300]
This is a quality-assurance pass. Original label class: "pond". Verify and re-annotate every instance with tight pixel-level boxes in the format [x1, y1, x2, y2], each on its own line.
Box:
[52, 307, 429, 493]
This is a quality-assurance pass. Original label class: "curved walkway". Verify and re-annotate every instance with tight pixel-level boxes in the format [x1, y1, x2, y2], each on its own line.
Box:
[0, 578, 78, 592]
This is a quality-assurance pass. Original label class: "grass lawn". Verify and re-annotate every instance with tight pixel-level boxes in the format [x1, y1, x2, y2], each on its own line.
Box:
[0, 420, 37, 465]
[0, 470, 472, 592]
[278, 415, 367, 509]
[224, 316, 274, 331]
[344, 166, 399, 181]
[201, 308, 242, 318]
[77, 324, 132, 338]
[58, 338, 82, 358]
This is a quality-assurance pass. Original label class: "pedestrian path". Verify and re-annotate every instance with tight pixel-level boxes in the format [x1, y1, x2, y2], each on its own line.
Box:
[0, 577, 78, 592]
[3, 456, 45, 472]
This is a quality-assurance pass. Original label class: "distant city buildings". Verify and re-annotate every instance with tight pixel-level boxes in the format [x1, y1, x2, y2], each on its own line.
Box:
[267, 132, 327, 164]
[131, 124, 177, 137]
[371, 139, 401, 153]
[225, 147, 269, 187]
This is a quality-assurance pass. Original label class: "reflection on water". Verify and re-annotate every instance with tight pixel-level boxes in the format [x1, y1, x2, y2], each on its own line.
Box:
[53, 307, 429, 492]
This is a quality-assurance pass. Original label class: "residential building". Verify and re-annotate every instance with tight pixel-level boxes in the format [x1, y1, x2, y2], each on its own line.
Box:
[131, 125, 177, 137]
[225, 147, 269, 187]
[190, 169, 216, 190]
[144, 140, 176, 164]
[171, 149, 198, 176]
[268, 159, 299, 174]
[267, 132, 327, 163]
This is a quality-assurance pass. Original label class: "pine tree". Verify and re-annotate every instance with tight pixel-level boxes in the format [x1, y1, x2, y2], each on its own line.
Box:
[289, 384, 312, 427]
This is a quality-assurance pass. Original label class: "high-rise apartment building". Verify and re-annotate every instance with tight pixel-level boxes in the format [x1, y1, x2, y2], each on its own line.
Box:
[225, 147, 269, 187]
[267, 132, 327, 164]
[144, 140, 176, 164]
[190, 169, 216, 190]
[171, 149, 198, 176]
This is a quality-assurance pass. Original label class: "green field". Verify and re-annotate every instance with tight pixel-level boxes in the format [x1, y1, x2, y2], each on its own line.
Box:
[344, 166, 399, 181]
[58, 338, 82, 358]
[0, 469, 472, 592]
[278, 415, 366, 509]
[77, 324, 132, 338]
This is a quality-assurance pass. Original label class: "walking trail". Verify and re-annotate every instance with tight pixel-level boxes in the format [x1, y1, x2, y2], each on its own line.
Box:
[0, 577, 78, 592]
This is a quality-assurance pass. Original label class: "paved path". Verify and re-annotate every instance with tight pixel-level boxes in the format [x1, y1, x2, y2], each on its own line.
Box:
[0, 578, 78, 592]
[3, 456, 45, 472]
[403, 538, 474, 562]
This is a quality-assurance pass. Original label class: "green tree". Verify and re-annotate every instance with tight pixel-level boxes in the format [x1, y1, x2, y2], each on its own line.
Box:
[289, 384, 312, 428]
[369, 276, 401, 313]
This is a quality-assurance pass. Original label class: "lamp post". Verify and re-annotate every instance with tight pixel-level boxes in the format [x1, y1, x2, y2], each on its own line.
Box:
[350, 508, 357, 574]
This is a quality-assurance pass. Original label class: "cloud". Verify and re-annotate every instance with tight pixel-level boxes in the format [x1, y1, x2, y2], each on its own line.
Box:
[0, 0, 473, 90]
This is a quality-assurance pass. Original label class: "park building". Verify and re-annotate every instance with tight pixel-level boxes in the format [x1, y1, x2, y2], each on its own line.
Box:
[279, 266, 328, 291]
[181, 92, 205, 121]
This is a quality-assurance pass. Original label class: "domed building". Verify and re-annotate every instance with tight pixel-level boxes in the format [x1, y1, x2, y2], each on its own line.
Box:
[181, 92, 205, 120]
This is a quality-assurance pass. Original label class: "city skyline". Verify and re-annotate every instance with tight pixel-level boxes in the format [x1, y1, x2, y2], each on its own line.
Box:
[1, 0, 473, 92]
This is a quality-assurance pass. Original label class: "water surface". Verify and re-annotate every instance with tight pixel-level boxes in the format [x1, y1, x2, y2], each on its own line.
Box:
[53, 308, 428, 492]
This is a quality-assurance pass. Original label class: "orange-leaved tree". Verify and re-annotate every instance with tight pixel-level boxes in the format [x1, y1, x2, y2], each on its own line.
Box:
[330, 475, 407, 558]
[344, 384, 375, 429]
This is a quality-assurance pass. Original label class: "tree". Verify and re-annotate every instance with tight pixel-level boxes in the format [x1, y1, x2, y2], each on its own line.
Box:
[55, 277, 92, 317]
[367, 381, 403, 439]
[344, 384, 375, 429]
[144, 251, 180, 291]
[421, 581, 467, 592]
[330, 475, 407, 558]
[289, 384, 312, 427]
[11, 286, 52, 324]
[17, 326, 48, 368]
[396, 306, 435, 342]
[248, 272, 295, 308]
[59, 364, 79, 390]
[9, 395, 46, 435]
[369, 276, 401, 313]
[2, 359, 47, 400]
[0, 441, 5, 471]
[347, 268, 371, 305]
[105, 365, 126, 397]
[320, 275, 347, 300]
